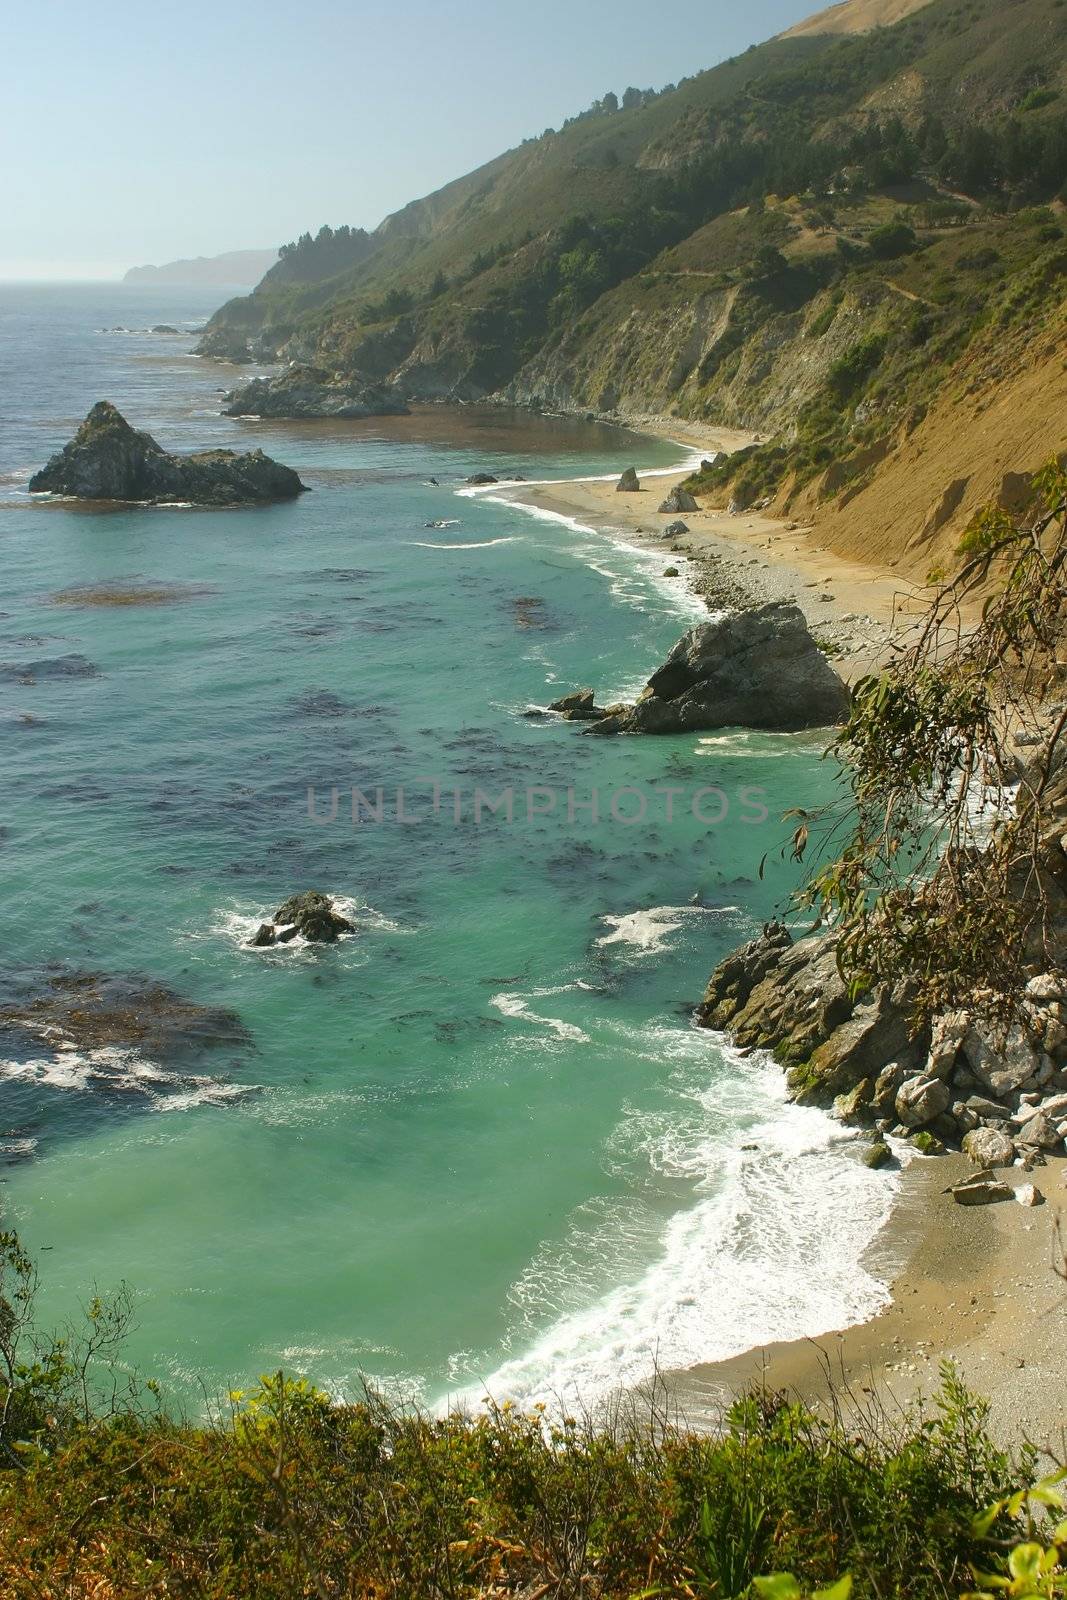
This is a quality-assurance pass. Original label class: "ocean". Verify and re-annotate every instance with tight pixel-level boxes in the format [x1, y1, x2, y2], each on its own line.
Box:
[0, 281, 898, 1411]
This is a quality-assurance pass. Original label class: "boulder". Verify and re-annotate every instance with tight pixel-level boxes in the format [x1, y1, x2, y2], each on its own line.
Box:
[616, 467, 640, 492]
[895, 1073, 951, 1128]
[273, 891, 355, 943]
[1016, 1183, 1045, 1206]
[962, 1126, 1015, 1167]
[663, 566, 680, 578]
[251, 923, 277, 948]
[586, 604, 851, 735]
[952, 1101, 980, 1134]
[963, 1094, 1011, 1123]
[834, 1077, 874, 1125]
[223, 364, 410, 420]
[872, 1061, 909, 1114]
[864, 1139, 893, 1169]
[951, 1174, 1014, 1205]
[658, 486, 699, 514]
[665, 521, 689, 537]
[466, 473, 499, 486]
[962, 1020, 1039, 1098]
[1015, 1110, 1061, 1150]
[28, 402, 307, 506]
[925, 1011, 969, 1080]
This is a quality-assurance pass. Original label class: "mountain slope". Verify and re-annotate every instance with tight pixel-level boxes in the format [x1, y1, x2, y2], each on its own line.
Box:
[198, 0, 1067, 569]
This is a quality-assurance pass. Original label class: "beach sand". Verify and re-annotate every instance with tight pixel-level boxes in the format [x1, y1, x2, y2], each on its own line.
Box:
[506, 419, 1063, 1451]
[673, 1152, 1067, 1455]
[502, 417, 933, 680]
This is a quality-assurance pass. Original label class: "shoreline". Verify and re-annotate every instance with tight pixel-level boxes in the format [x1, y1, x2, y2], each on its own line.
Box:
[493, 416, 931, 681]
[671, 1148, 1067, 1453]
[489, 417, 1064, 1447]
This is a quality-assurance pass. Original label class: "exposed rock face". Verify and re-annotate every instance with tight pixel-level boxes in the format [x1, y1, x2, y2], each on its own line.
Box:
[588, 604, 850, 734]
[250, 891, 355, 946]
[197, 327, 255, 363]
[658, 486, 698, 514]
[223, 365, 410, 420]
[616, 467, 640, 492]
[697, 920, 1067, 1161]
[28, 403, 306, 506]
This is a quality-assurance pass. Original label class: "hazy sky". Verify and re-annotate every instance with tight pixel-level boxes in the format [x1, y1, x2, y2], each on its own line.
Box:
[2, 0, 819, 279]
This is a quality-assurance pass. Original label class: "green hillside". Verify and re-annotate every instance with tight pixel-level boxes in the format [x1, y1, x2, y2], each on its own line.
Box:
[198, 0, 1067, 559]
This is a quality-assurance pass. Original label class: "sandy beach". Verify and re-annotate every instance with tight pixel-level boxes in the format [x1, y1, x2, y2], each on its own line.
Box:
[501, 416, 933, 681]
[505, 419, 1064, 1452]
[675, 1151, 1067, 1455]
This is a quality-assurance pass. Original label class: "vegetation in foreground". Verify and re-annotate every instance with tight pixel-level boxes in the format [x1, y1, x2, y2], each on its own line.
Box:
[0, 1230, 1060, 1599]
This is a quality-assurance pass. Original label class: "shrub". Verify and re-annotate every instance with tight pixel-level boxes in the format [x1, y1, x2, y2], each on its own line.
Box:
[869, 221, 918, 259]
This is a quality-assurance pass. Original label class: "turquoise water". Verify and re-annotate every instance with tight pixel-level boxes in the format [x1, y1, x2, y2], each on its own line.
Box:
[0, 284, 896, 1410]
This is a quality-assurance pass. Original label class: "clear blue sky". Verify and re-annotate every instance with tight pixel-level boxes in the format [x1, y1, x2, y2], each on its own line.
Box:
[1, 0, 821, 279]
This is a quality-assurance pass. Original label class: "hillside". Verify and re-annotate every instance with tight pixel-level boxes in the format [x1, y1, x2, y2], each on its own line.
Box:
[198, 0, 1067, 573]
[780, 0, 935, 40]
[124, 248, 279, 286]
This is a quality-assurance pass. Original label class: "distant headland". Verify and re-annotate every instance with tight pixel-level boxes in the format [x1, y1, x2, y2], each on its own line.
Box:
[123, 248, 278, 287]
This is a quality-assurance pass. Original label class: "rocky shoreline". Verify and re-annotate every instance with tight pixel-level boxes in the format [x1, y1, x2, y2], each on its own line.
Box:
[222, 364, 411, 421]
[697, 753, 1067, 1190]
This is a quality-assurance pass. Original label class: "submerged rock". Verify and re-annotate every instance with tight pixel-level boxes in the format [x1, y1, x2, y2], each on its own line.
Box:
[0, 970, 249, 1057]
[223, 364, 409, 420]
[29, 402, 307, 506]
[587, 603, 850, 734]
[616, 467, 640, 492]
[250, 891, 355, 946]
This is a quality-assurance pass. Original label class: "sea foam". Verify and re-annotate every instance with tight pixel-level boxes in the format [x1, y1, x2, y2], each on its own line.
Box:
[439, 1028, 902, 1414]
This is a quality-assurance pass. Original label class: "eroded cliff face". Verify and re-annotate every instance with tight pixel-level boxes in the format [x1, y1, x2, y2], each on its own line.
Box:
[501, 274, 899, 437]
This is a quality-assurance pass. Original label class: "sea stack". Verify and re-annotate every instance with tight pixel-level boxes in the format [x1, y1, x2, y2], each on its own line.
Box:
[586, 603, 851, 734]
[29, 402, 308, 506]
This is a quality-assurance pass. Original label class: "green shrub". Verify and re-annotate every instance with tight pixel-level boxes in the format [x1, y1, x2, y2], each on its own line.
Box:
[869, 221, 919, 259]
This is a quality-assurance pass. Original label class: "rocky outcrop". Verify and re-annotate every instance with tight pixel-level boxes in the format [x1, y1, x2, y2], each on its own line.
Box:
[616, 467, 640, 492]
[197, 327, 256, 363]
[658, 486, 698, 514]
[548, 688, 607, 721]
[250, 891, 355, 947]
[28, 403, 306, 506]
[697, 921, 1067, 1162]
[223, 365, 410, 420]
[586, 604, 850, 734]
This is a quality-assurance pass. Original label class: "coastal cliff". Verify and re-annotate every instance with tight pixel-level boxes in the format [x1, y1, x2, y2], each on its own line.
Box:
[193, 0, 1066, 581]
